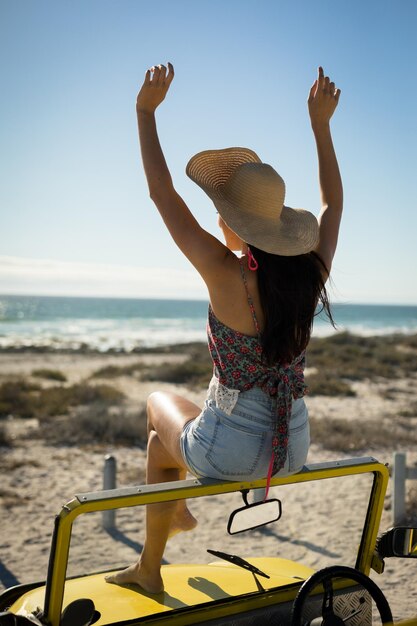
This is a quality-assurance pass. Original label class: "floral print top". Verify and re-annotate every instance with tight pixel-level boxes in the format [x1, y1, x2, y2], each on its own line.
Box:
[207, 259, 307, 475]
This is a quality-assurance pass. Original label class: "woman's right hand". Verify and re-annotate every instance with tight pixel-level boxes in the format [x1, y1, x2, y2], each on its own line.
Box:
[136, 62, 175, 114]
[308, 66, 341, 130]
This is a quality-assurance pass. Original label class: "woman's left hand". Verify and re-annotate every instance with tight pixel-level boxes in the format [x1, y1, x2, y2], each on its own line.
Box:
[136, 62, 175, 114]
[308, 66, 340, 130]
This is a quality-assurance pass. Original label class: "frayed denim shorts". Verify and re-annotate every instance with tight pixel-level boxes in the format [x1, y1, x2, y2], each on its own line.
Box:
[180, 385, 310, 481]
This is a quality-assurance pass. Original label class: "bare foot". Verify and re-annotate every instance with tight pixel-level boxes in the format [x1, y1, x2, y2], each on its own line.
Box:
[105, 563, 164, 594]
[169, 507, 198, 538]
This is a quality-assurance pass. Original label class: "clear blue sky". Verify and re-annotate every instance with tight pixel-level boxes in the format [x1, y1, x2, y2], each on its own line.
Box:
[1, 0, 416, 303]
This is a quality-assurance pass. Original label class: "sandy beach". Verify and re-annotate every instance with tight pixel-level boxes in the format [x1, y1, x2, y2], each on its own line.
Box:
[1, 337, 417, 622]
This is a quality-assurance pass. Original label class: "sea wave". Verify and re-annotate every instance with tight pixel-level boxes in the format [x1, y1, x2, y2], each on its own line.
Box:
[0, 319, 416, 352]
[312, 322, 417, 338]
[0, 296, 416, 351]
[0, 318, 208, 351]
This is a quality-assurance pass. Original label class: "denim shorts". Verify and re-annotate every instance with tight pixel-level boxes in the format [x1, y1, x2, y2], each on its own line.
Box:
[180, 385, 310, 481]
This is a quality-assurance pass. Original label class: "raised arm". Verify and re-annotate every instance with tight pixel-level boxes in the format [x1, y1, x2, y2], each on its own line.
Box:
[308, 66, 343, 275]
[136, 63, 227, 278]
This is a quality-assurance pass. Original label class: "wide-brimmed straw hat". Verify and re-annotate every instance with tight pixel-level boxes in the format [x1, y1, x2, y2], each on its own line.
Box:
[186, 147, 319, 256]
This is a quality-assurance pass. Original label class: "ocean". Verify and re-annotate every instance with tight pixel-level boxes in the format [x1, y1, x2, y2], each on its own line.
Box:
[0, 295, 416, 352]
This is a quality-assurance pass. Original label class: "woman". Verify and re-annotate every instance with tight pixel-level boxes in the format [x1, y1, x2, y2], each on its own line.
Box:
[106, 64, 342, 593]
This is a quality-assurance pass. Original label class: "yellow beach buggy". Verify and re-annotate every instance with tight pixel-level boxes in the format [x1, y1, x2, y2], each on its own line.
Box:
[1, 456, 416, 625]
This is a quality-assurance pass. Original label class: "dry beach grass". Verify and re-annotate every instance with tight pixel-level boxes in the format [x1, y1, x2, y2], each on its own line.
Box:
[1, 333, 417, 621]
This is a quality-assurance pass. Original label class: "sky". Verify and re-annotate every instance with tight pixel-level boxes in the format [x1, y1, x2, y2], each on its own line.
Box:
[0, 0, 416, 304]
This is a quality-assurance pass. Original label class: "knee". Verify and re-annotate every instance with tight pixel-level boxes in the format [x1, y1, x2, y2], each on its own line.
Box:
[147, 429, 159, 452]
[146, 392, 159, 429]
[147, 431, 161, 469]
[148, 430, 167, 462]
[147, 430, 176, 469]
[147, 391, 165, 414]
[147, 392, 156, 412]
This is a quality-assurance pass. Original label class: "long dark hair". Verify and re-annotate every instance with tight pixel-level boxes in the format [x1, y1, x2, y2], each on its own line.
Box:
[250, 245, 335, 365]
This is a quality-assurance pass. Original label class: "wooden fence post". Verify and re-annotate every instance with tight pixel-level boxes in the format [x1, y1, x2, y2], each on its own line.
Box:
[393, 452, 406, 525]
[103, 454, 117, 530]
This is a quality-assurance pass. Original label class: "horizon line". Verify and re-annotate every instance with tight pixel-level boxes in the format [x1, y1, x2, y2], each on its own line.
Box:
[1, 292, 417, 308]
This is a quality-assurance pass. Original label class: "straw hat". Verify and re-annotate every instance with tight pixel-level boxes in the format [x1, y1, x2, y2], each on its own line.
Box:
[186, 147, 319, 256]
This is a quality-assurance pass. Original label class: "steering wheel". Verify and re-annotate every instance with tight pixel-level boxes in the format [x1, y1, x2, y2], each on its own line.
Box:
[291, 565, 393, 626]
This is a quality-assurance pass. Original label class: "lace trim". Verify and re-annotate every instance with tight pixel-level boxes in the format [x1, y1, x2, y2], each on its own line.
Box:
[207, 376, 240, 416]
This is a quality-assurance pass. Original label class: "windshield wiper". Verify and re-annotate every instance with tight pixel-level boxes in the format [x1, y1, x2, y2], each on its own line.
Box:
[207, 549, 270, 592]
[207, 549, 270, 578]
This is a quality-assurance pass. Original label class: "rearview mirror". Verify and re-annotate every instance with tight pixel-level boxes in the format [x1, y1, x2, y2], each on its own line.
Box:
[391, 527, 417, 557]
[228, 492, 282, 535]
[377, 527, 417, 558]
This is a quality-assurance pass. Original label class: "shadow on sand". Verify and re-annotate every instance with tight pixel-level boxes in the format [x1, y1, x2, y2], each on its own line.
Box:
[0, 561, 20, 588]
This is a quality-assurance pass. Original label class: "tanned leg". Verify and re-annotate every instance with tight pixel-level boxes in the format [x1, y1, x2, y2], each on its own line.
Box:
[105, 391, 201, 592]
[145, 393, 197, 537]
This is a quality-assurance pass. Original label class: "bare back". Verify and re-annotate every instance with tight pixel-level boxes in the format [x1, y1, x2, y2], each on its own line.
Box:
[206, 253, 266, 337]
